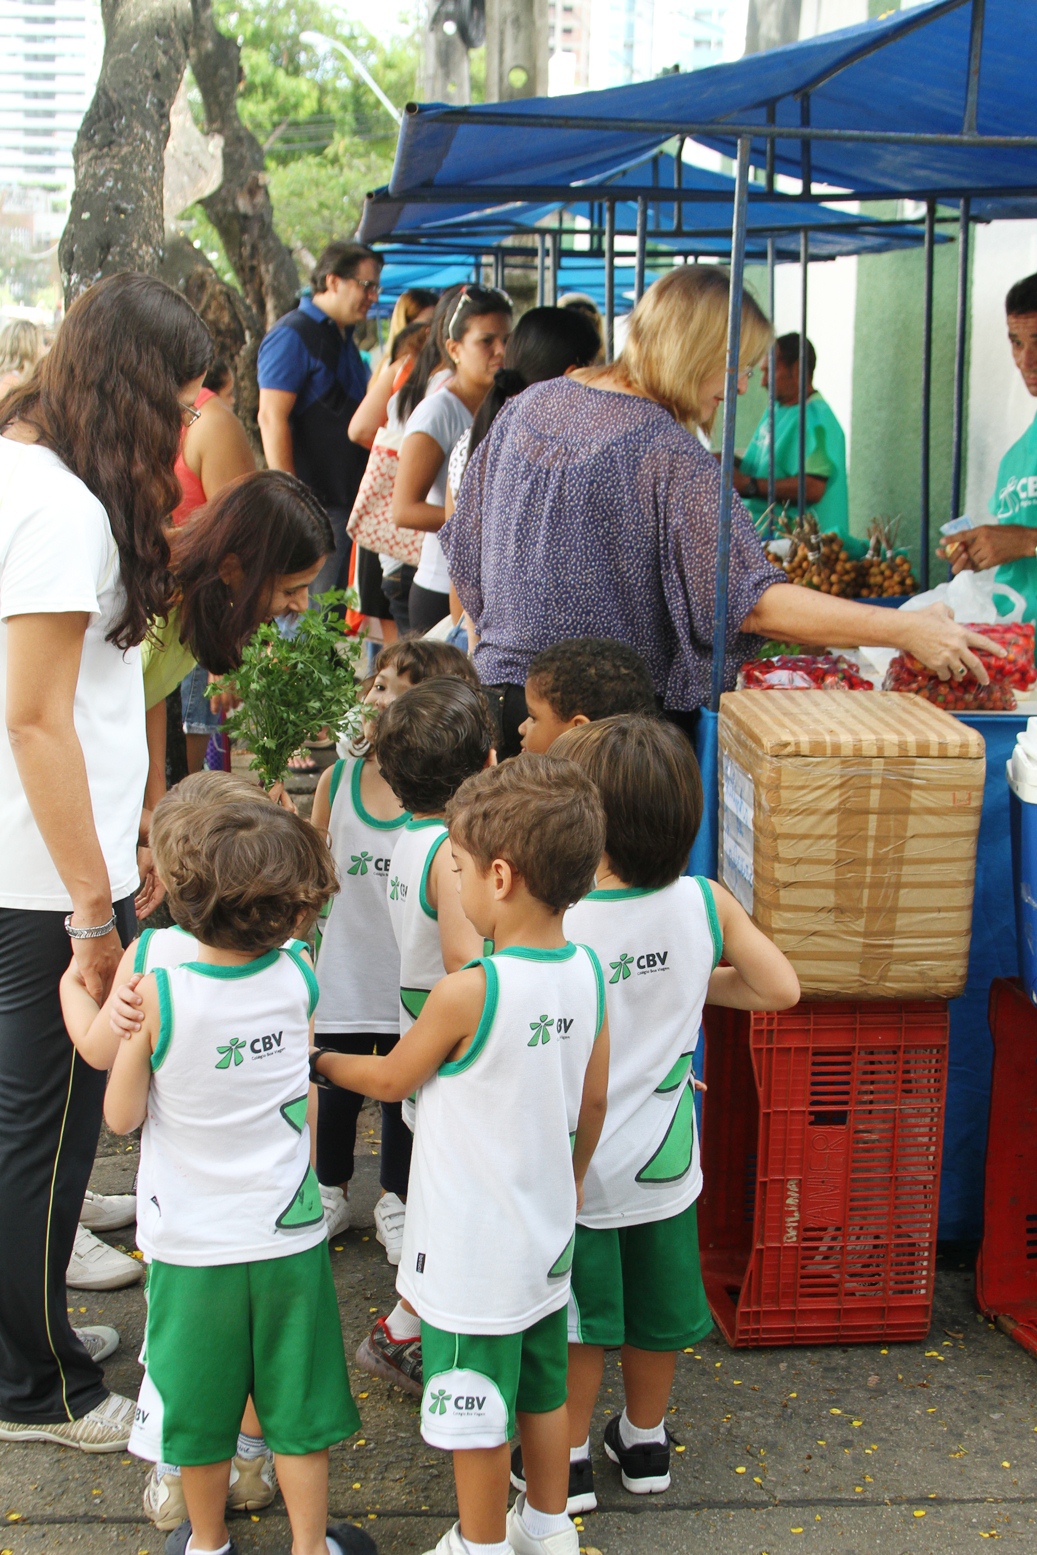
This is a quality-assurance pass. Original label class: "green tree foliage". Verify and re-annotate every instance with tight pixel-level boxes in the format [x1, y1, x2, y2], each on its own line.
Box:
[186, 2, 422, 269]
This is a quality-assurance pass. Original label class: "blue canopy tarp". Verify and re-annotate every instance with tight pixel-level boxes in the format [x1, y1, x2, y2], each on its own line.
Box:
[360, 154, 942, 262]
[382, 0, 1036, 208]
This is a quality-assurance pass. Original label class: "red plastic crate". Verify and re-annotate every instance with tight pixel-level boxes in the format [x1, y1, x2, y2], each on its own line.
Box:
[976, 978, 1037, 1360]
[699, 1000, 949, 1346]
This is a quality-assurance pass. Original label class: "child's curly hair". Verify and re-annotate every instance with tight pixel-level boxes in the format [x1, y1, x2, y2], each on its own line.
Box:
[151, 796, 338, 954]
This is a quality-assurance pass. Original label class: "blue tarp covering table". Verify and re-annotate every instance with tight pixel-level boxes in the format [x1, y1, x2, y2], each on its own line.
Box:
[688, 704, 1019, 1241]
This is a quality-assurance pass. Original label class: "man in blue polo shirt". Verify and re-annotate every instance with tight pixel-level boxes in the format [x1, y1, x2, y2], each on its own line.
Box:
[258, 240, 382, 593]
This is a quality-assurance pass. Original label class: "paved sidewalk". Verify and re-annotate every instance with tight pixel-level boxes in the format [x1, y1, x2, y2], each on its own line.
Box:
[1, 1117, 1034, 1555]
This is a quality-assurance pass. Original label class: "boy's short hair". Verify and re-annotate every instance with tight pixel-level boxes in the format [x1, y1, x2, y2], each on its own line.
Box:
[376, 677, 496, 814]
[552, 715, 703, 890]
[156, 770, 270, 809]
[151, 798, 338, 954]
[446, 753, 605, 913]
[373, 635, 480, 691]
[526, 638, 657, 722]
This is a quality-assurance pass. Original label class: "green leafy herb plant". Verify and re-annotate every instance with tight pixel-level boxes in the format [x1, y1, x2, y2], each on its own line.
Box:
[208, 590, 365, 789]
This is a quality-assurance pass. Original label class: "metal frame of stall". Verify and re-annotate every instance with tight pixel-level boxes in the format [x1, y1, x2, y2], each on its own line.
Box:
[404, 0, 1036, 712]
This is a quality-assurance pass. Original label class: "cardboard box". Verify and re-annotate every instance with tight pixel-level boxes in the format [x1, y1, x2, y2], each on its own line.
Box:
[718, 690, 985, 999]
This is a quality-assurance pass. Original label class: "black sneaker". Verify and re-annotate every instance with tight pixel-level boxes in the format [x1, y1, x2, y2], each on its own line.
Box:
[165, 1524, 238, 1555]
[356, 1317, 423, 1397]
[510, 1441, 597, 1514]
[602, 1415, 671, 1494]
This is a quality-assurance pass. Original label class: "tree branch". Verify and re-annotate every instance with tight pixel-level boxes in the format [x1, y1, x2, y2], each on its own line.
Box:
[60, 0, 193, 302]
[189, 0, 300, 329]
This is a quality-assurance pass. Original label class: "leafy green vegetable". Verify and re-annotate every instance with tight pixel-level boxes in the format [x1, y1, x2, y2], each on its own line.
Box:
[208, 591, 364, 788]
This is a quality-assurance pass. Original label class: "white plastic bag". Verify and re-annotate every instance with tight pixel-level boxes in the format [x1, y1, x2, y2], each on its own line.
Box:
[898, 569, 1026, 624]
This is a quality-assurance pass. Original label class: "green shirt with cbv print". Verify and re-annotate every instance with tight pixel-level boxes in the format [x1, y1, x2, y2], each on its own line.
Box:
[991, 410, 1037, 622]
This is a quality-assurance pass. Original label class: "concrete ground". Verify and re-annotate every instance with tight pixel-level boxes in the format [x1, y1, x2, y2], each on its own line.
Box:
[0, 1116, 1034, 1555]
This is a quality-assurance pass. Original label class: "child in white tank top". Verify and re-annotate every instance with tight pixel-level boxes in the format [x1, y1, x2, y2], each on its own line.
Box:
[309, 638, 482, 1261]
[353, 675, 495, 1400]
[312, 754, 610, 1555]
[546, 715, 799, 1514]
[62, 791, 364, 1555]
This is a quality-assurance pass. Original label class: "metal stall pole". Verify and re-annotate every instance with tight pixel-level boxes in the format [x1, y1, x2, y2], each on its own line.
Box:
[710, 136, 752, 714]
[537, 231, 546, 307]
[674, 136, 685, 234]
[919, 198, 936, 588]
[548, 230, 560, 307]
[605, 198, 616, 364]
[950, 197, 971, 521]
[635, 194, 647, 304]
[798, 227, 809, 521]
[767, 236, 777, 520]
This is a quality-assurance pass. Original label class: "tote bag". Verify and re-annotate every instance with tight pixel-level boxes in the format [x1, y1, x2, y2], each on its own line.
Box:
[346, 424, 423, 567]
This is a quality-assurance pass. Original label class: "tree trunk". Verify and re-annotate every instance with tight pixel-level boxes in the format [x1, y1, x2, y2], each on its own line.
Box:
[60, 0, 192, 302]
[189, 0, 300, 331]
[158, 236, 263, 450]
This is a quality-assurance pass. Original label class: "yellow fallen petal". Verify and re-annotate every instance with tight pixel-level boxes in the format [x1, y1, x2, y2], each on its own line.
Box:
[855, 1486, 863, 1493]
[817, 1439, 826, 1446]
[789, 1392, 798, 1398]
[754, 1476, 763, 1485]
[880, 1348, 888, 1354]
[674, 1445, 686, 1453]
[852, 1419, 863, 1427]
[927, 1408, 937, 1413]
[913, 1509, 926, 1517]
[358, 1392, 369, 1399]
[735, 1465, 746, 1473]
[865, 1475, 874, 1482]
[791, 1528, 804, 1534]
[352, 1483, 361, 1490]
[732, 1379, 742, 1385]
[1002, 1461, 1011, 1468]
[830, 1408, 842, 1415]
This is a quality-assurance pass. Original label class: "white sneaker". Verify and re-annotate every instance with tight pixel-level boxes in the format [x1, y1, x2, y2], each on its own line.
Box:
[507, 1494, 580, 1555]
[80, 1188, 136, 1232]
[227, 1449, 277, 1510]
[0, 1391, 134, 1452]
[142, 1464, 187, 1531]
[421, 1523, 469, 1555]
[374, 1192, 406, 1265]
[73, 1325, 119, 1363]
[67, 1224, 143, 1290]
[321, 1183, 350, 1238]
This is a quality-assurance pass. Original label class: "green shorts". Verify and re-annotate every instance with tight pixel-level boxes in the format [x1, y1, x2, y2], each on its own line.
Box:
[569, 1201, 713, 1352]
[144, 1242, 360, 1464]
[420, 1306, 568, 1450]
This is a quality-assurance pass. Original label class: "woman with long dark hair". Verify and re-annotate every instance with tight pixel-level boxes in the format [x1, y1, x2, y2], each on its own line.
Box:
[138, 471, 332, 871]
[0, 273, 213, 1452]
[392, 284, 512, 633]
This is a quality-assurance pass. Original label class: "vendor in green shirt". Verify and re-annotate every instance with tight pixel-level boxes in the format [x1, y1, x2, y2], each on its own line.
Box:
[943, 272, 1037, 620]
[734, 333, 849, 538]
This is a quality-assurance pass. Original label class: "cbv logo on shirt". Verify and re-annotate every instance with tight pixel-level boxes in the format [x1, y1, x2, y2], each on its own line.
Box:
[214, 1031, 284, 1068]
[610, 951, 669, 983]
[348, 852, 393, 877]
[389, 876, 407, 901]
[528, 1015, 575, 1046]
[994, 474, 1037, 519]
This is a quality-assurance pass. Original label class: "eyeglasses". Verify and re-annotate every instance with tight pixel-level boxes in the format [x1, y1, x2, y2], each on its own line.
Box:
[447, 284, 513, 340]
[179, 401, 201, 426]
[350, 278, 381, 297]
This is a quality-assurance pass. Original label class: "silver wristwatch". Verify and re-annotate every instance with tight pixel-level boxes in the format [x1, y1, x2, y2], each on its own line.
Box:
[64, 912, 117, 940]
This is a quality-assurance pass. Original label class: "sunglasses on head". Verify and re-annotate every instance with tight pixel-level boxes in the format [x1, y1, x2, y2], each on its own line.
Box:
[447, 284, 512, 339]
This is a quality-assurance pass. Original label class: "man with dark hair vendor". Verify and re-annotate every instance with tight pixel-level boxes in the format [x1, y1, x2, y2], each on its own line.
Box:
[257, 240, 383, 595]
[735, 332, 849, 538]
[944, 272, 1037, 620]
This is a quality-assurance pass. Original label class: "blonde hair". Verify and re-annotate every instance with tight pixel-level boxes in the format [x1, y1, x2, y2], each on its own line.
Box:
[0, 319, 43, 379]
[386, 288, 438, 359]
[602, 265, 772, 430]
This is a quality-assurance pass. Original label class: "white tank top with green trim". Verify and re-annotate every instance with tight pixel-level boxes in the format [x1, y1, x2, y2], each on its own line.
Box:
[135, 945, 325, 1267]
[386, 817, 450, 1033]
[397, 943, 605, 1334]
[135, 927, 309, 974]
[315, 756, 408, 1034]
[563, 875, 722, 1229]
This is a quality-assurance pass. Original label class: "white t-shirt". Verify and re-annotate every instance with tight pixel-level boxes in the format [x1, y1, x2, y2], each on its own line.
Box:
[0, 439, 147, 911]
[403, 385, 473, 597]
